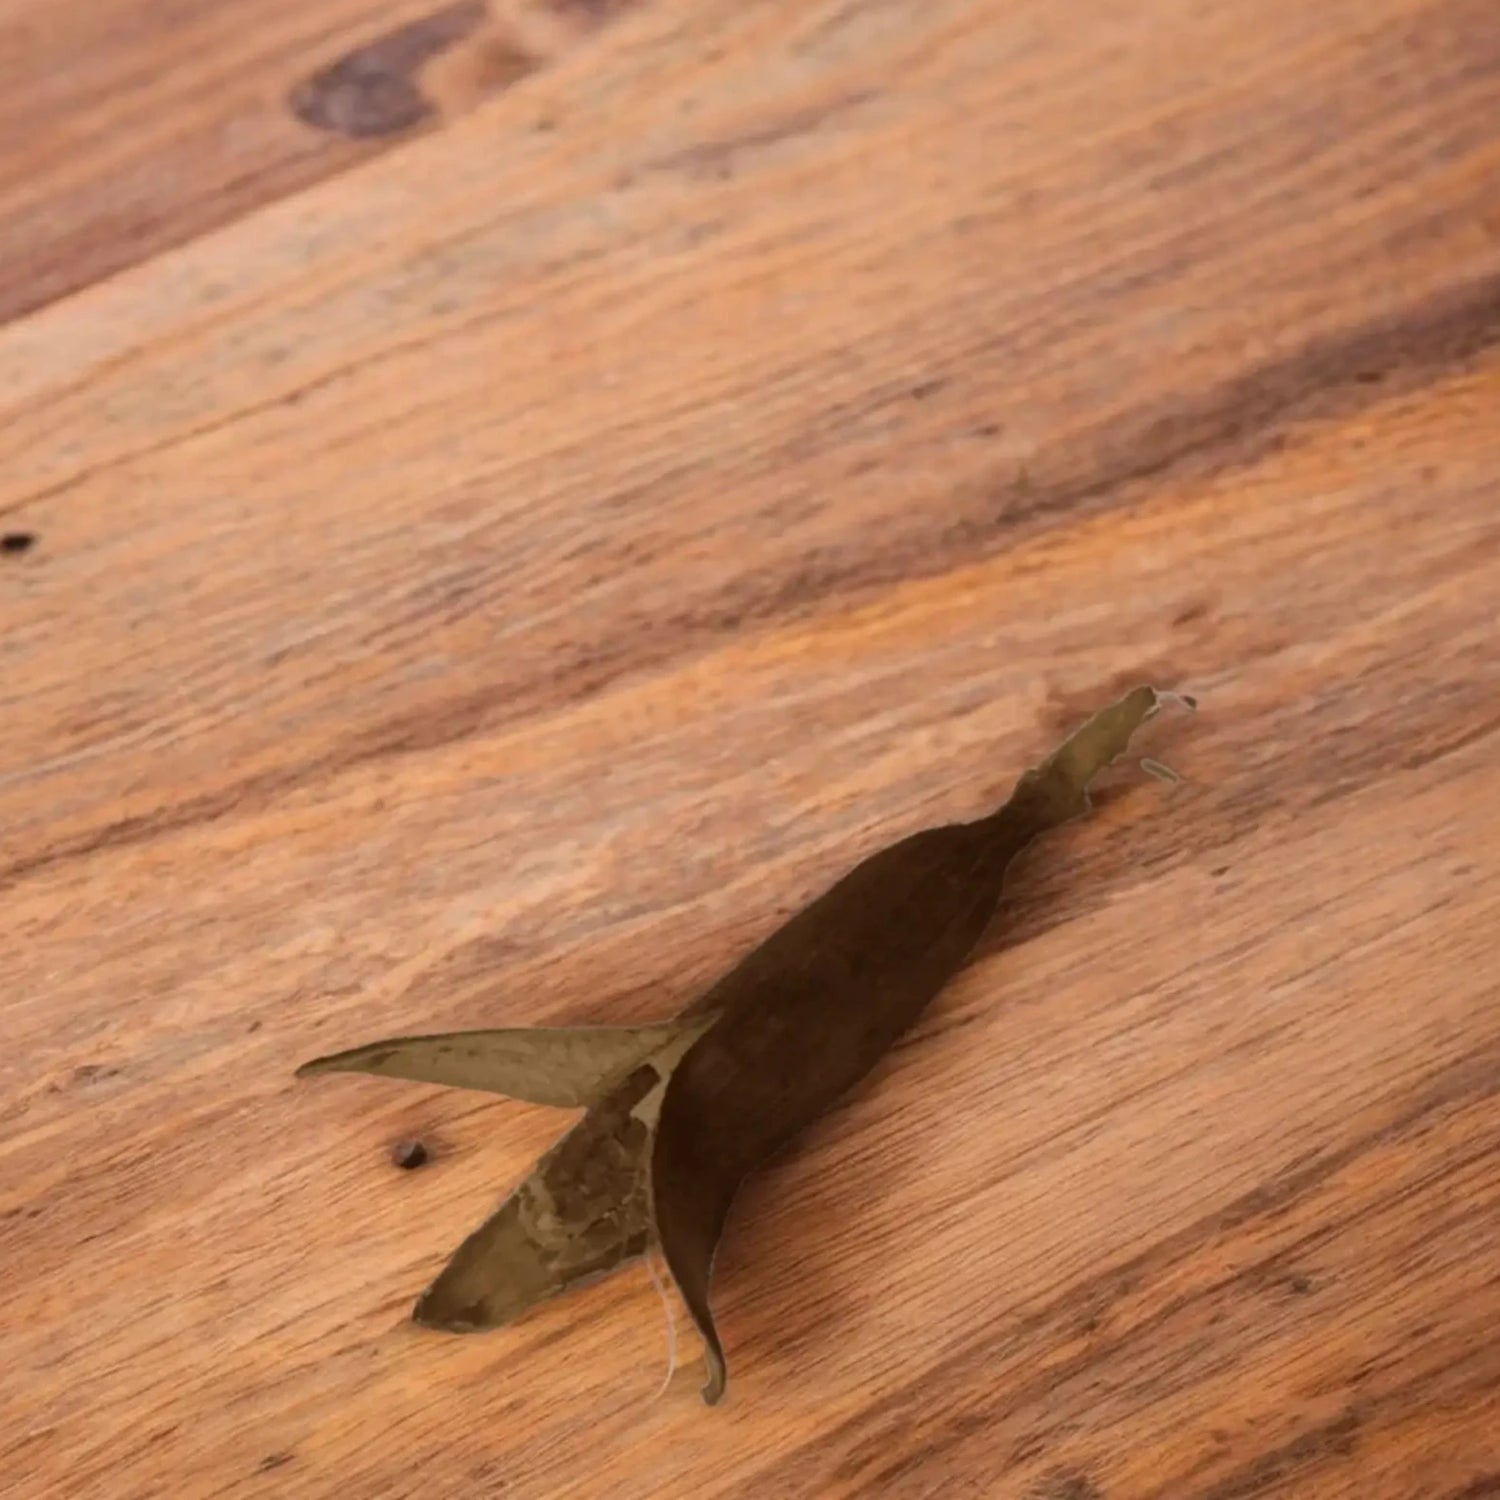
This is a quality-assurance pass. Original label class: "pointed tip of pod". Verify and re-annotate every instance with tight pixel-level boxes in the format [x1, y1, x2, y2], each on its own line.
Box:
[699, 1355, 727, 1406]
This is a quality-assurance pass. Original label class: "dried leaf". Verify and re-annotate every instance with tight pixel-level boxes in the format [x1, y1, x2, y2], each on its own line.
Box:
[413, 1064, 660, 1330]
[413, 1020, 708, 1328]
[297, 685, 1183, 1403]
[651, 683, 1167, 1401]
[296, 1020, 704, 1108]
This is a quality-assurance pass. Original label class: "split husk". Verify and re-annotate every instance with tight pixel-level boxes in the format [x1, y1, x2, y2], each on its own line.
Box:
[298, 684, 1184, 1402]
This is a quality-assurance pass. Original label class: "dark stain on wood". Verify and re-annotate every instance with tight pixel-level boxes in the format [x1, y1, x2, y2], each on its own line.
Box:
[1028, 1471, 1104, 1500]
[47, 1063, 122, 1094]
[289, 1, 493, 139]
[71, 1063, 120, 1086]
[990, 267, 1500, 538]
[1172, 598, 1213, 627]
[552, 0, 637, 18]
[1195, 1410, 1361, 1500]
[1440, 1477, 1500, 1500]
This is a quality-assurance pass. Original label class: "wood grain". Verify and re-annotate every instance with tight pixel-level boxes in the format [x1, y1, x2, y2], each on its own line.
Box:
[0, 0, 636, 324]
[2, 0, 1498, 1495]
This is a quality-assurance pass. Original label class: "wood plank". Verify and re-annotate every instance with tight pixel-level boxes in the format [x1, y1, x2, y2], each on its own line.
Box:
[2, 0, 1498, 1495]
[0, 0, 636, 322]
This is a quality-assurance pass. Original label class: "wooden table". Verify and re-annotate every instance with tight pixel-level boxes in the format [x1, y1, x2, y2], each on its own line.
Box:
[3, 0, 1498, 1495]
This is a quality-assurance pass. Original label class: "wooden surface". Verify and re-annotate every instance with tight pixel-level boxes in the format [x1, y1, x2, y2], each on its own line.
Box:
[3, 0, 1498, 1495]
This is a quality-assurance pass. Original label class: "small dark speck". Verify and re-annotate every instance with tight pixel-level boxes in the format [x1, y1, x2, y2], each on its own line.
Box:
[1354, 370, 1384, 384]
[392, 1139, 430, 1170]
[259, 1453, 294, 1472]
[2, 532, 35, 554]
[909, 377, 945, 399]
[1211, 865, 1231, 877]
[1288, 1274, 1315, 1295]
[247, 1019, 263, 1033]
